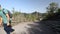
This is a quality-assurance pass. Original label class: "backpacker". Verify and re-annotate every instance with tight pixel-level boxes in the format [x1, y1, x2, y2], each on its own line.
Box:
[2, 9, 12, 27]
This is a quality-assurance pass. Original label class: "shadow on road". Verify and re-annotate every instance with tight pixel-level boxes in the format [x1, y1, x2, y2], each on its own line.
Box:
[26, 21, 60, 34]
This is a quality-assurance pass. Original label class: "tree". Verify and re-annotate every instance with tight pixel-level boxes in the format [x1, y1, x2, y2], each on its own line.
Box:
[57, 8, 60, 14]
[46, 2, 59, 18]
[43, 2, 59, 20]
[47, 2, 58, 14]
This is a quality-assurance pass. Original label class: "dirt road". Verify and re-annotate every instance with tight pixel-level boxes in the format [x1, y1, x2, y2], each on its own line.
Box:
[0, 22, 35, 34]
[0, 21, 59, 34]
[12, 22, 34, 34]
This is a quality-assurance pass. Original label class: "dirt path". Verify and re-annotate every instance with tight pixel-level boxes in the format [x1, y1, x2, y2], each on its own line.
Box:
[0, 21, 59, 34]
[0, 22, 34, 34]
[12, 22, 35, 34]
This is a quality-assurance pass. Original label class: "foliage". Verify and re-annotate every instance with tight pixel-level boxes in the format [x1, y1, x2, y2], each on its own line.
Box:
[12, 11, 42, 23]
[47, 2, 58, 13]
[43, 2, 59, 20]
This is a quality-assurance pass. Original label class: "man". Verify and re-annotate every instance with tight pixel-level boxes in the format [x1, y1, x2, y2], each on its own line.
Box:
[3, 9, 12, 27]
[0, 5, 14, 34]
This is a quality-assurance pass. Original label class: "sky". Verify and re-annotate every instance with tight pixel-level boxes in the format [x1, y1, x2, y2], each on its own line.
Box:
[0, 0, 60, 13]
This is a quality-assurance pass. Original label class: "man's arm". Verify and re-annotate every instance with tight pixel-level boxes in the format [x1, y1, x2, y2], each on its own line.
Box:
[6, 14, 10, 26]
[6, 14, 10, 21]
[0, 17, 2, 26]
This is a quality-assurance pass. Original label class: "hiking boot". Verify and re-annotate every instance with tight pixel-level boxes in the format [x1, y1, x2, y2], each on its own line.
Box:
[10, 28, 15, 32]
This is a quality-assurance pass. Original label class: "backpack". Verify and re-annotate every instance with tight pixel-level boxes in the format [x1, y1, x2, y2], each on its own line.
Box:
[2, 9, 12, 18]
[7, 10, 12, 18]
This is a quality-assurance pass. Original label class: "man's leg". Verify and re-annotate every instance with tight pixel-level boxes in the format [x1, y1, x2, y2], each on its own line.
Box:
[3, 24, 10, 34]
[3, 18, 14, 34]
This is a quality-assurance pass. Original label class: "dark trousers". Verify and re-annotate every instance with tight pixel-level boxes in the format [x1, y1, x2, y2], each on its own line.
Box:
[3, 24, 14, 34]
